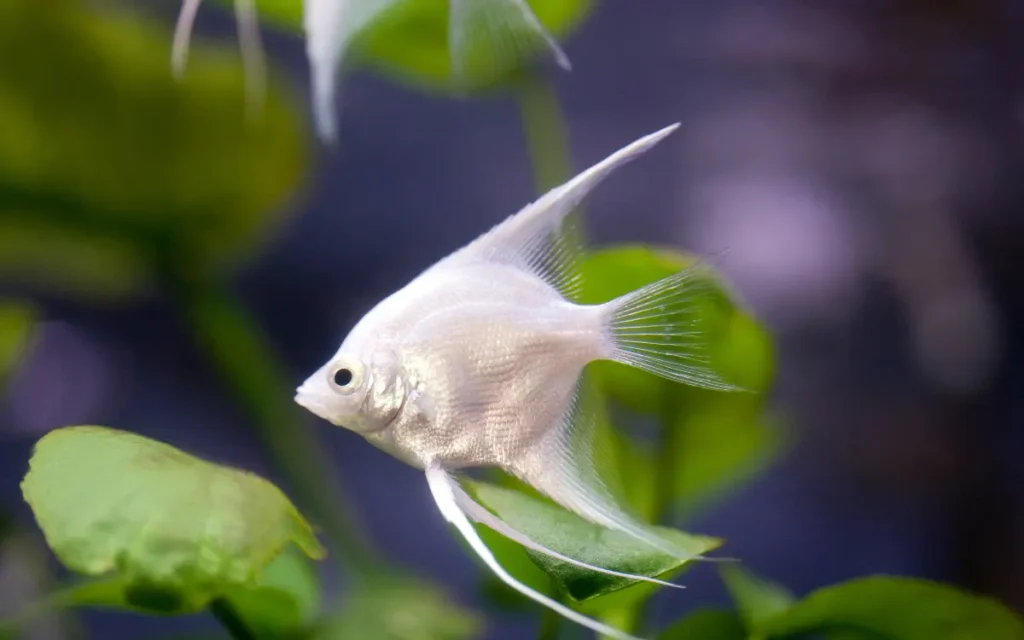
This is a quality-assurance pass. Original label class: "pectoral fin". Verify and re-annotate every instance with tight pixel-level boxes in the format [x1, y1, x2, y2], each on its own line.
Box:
[508, 374, 731, 563]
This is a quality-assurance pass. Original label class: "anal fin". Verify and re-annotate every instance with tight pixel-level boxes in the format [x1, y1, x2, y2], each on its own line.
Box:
[508, 373, 713, 562]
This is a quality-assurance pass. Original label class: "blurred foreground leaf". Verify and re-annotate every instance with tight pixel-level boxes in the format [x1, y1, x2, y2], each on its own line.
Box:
[581, 246, 782, 516]
[758, 576, 1024, 640]
[658, 609, 746, 640]
[0, 0, 306, 300]
[719, 564, 795, 629]
[1, 551, 320, 638]
[315, 574, 482, 640]
[20, 426, 325, 615]
[0, 302, 34, 381]
[249, 0, 590, 92]
[465, 479, 720, 607]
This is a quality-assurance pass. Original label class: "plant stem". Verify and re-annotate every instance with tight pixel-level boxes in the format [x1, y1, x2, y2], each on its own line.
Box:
[632, 394, 687, 636]
[654, 393, 684, 525]
[209, 598, 257, 640]
[518, 74, 572, 192]
[168, 270, 376, 574]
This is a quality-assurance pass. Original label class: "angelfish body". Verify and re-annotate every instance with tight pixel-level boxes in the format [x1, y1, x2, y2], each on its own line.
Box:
[295, 124, 741, 640]
[311, 264, 598, 471]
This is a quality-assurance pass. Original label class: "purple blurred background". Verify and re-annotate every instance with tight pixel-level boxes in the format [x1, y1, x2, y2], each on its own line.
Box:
[2, 0, 1024, 637]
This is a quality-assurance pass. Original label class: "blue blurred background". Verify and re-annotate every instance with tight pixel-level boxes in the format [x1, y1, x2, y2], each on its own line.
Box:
[2, 0, 1023, 638]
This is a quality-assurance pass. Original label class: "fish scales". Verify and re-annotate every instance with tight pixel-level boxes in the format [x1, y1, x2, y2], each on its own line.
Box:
[359, 264, 601, 470]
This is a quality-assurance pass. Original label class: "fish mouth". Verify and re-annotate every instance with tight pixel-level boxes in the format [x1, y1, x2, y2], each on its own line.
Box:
[294, 373, 407, 433]
[294, 389, 333, 423]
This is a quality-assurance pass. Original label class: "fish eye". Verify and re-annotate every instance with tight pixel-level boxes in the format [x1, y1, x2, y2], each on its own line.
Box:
[327, 358, 363, 395]
[333, 368, 353, 387]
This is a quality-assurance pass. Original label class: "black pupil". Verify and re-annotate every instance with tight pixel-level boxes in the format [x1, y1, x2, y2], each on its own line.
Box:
[333, 368, 353, 387]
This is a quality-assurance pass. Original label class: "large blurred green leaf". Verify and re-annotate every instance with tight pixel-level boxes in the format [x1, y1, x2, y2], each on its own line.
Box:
[0, 551, 321, 638]
[0, 0, 307, 300]
[465, 479, 720, 607]
[580, 246, 783, 516]
[248, 0, 591, 92]
[758, 576, 1024, 640]
[658, 609, 746, 640]
[315, 574, 482, 640]
[0, 302, 34, 382]
[20, 426, 326, 615]
[719, 564, 795, 629]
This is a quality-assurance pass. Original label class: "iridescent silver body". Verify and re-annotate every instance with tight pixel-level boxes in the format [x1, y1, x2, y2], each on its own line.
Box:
[343, 264, 603, 471]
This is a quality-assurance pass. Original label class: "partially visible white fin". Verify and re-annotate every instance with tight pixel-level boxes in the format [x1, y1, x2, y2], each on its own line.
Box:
[171, 0, 203, 80]
[436, 123, 681, 300]
[601, 261, 748, 392]
[171, 0, 267, 119]
[234, 0, 266, 120]
[304, 0, 404, 144]
[510, 375, 718, 562]
[425, 464, 643, 640]
[449, 0, 571, 87]
[449, 476, 686, 590]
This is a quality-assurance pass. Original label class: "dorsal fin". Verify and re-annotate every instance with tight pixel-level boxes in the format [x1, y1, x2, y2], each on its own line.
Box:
[435, 124, 681, 300]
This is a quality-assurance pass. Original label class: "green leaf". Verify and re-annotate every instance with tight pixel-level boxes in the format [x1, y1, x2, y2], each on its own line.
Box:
[719, 564, 795, 629]
[0, 0, 306, 300]
[658, 608, 747, 640]
[247, 0, 591, 93]
[223, 548, 322, 636]
[758, 576, 1024, 640]
[0, 301, 34, 381]
[465, 479, 721, 606]
[580, 246, 783, 515]
[20, 426, 326, 614]
[315, 574, 482, 640]
[476, 516, 561, 611]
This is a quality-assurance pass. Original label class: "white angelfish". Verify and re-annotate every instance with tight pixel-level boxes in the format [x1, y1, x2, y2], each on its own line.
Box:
[304, 0, 571, 144]
[294, 124, 743, 640]
[171, 0, 267, 116]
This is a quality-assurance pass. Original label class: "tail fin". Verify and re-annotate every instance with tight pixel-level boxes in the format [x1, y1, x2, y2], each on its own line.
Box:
[602, 262, 746, 393]
[449, 0, 571, 86]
